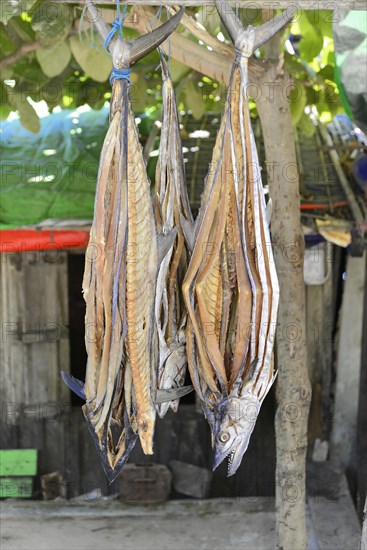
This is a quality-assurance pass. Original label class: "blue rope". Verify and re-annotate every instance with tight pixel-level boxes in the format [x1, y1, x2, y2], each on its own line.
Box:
[104, 2, 130, 85]
[104, 3, 128, 50]
[109, 67, 131, 86]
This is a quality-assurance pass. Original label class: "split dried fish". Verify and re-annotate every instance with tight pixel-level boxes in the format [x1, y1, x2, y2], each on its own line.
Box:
[153, 50, 194, 418]
[182, 1, 295, 476]
[62, 3, 184, 482]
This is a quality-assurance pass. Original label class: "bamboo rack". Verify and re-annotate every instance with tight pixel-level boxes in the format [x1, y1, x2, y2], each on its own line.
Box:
[54, 0, 366, 9]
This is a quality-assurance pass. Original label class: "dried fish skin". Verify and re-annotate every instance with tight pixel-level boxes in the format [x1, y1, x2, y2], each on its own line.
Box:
[125, 93, 158, 455]
[74, 4, 185, 478]
[184, 0, 286, 476]
[154, 52, 194, 418]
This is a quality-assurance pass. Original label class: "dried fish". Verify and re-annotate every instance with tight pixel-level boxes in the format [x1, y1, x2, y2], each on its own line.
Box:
[182, 1, 295, 476]
[62, 3, 184, 482]
[153, 50, 194, 418]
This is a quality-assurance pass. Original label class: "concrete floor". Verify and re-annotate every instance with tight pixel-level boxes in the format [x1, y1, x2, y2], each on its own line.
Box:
[0, 497, 361, 550]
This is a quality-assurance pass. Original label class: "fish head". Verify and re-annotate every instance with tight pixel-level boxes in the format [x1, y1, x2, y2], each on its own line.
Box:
[212, 391, 261, 476]
[110, 38, 131, 70]
[137, 408, 156, 455]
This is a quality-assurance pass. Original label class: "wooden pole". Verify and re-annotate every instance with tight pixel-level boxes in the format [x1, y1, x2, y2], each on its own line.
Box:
[257, 62, 311, 549]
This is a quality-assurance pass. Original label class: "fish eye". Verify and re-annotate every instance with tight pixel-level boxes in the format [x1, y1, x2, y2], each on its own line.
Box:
[218, 430, 230, 443]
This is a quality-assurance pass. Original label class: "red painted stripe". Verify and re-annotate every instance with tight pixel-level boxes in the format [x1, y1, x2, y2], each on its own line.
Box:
[0, 230, 90, 253]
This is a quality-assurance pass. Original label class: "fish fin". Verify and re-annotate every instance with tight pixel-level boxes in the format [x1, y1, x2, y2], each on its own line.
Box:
[155, 385, 194, 404]
[252, 9, 296, 51]
[60, 371, 86, 400]
[266, 198, 272, 227]
[129, 8, 184, 66]
[157, 227, 178, 264]
[214, 0, 243, 44]
[180, 214, 196, 253]
[215, 0, 295, 52]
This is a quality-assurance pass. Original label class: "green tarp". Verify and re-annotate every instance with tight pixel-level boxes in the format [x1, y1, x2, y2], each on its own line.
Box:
[333, 11, 367, 133]
[0, 107, 109, 228]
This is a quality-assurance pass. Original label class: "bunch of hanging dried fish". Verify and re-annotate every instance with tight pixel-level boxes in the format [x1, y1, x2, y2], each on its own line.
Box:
[153, 51, 194, 418]
[62, 4, 185, 483]
[182, 1, 295, 476]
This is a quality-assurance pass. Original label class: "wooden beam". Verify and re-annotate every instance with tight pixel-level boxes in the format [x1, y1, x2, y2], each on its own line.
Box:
[54, 0, 366, 9]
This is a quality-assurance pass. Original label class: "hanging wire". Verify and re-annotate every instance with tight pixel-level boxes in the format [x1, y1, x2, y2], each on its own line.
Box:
[78, 3, 88, 44]
[148, 6, 164, 73]
[79, 2, 97, 48]
[149, 5, 163, 29]
[166, 7, 171, 71]
[105, 1, 128, 50]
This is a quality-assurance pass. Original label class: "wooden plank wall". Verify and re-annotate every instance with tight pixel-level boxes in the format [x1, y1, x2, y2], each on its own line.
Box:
[1, 247, 344, 499]
[1, 251, 70, 411]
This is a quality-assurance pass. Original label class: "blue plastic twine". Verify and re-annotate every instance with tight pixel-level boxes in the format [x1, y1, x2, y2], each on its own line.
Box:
[109, 67, 131, 86]
[105, 2, 130, 85]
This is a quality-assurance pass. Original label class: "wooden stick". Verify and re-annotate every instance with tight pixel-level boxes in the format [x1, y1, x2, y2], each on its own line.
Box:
[51, 0, 366, 10]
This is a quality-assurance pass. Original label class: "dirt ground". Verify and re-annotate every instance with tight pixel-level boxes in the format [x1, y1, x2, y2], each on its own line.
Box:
[0, 496, 361, 550]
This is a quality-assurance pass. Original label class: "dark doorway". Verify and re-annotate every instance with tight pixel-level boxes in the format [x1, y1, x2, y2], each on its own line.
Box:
[67, 251, 87, 406]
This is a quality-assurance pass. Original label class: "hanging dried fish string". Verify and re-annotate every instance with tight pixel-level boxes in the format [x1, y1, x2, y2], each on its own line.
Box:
[182, 1, 295, 476]
[62, 1, 184, 482]
[153, 50, 194, 418]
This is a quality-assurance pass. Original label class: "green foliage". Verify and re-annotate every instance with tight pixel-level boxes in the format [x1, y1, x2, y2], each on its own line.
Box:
[0, 3, 343, 134]
[36, 41, 71, 78]
[8, 93, 40, 133]
[31, 2, 71, 47]
[0, 1, 37, 25]
[69, 32, 112, 83]
[183, 78, 205, 120]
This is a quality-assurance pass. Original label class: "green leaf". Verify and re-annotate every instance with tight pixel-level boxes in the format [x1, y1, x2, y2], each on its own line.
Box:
[183, 79, 205, 120]
[130, 75, 152, 113]
[289, 84, 307, 124]
[0, 1, 37, 25]
[196, 6, 221, 35]
[298, 15, 323, 63]
[36, 41, 71, 78]
[69, 33, 112, 83]
[0, 23, 17, 57]
[31, 2, 71, 47]
[284, 52, 306, 79]
[8, 93, 40, 134]
[299, 27, 323, 62]
[169, 59, 191, 83]
[299, 113, 315, 138]
[0, 82, 10, 120]
[0, 102, 11, 120]
[318, 64, 334, 82]
[306, 86, 325, 106]
[306, 10, 333, 38]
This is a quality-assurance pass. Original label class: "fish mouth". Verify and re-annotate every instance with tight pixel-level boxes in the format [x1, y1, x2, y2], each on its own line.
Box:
[213, 436, 241, 476]
[213, 429, 254, 477]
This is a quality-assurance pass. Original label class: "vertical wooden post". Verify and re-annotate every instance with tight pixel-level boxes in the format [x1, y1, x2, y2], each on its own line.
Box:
[331, 253, 366, 465]
[256, 62, 312, 549]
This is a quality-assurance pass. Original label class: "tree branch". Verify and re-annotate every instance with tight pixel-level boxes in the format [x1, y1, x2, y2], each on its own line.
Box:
[0, 41, 40, 71]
